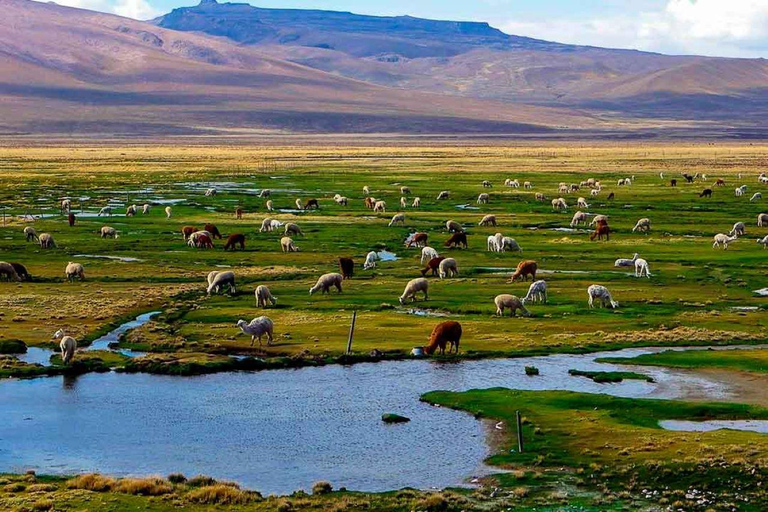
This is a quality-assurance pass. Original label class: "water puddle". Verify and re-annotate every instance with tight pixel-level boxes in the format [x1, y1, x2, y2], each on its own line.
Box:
[397, 309, 450, 317]
[754, 288, 768, 296]
[73, 255, 144, 263]
[377, 250, 398, 261]
[660, 420, 768, 434]
[455, 204, 479, 210]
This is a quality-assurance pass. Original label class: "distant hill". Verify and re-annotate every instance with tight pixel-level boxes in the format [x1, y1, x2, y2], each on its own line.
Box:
[0, 0, 607, 136]
[154, 0, 768, 127]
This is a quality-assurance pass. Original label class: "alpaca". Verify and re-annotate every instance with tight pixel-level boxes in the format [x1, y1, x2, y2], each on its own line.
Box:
[587, 285, 618, 309]
[53, 329, 77, 364]
[236, 317, 274, 347]
[423, 321, 462, 355]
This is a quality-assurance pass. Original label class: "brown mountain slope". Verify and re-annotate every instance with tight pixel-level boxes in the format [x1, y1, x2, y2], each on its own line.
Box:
[0, 0, 610, 136]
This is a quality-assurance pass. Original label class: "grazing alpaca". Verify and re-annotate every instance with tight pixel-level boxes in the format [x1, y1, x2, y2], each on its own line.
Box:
[590, 224, 610, 241]
[399, 278, 429, 305]
[68, 213, 76, 227]
[255, 285, 277, 307]
[65, 262, 84, 282]
[420, 246, 439, 264]
[438, 258, 458, 279]
[445, 220, 463, 233]
[478, 214, 497, 227]
[338, 257, 354, 279]
[207, 271, 236, 295]
[522, 280, 547, 305]
[412, 197, 421, 208]
[236, 317, 274, 347]
[0, 262, 21, 282]
[204, 224, 222, 240]
[363, 251, 379, 270]
[100, 226, 118, 239]
[444, 232, 468, 249]
[757, 236, 768, 249]
[266, 200, 274, 212]
[165, 206, 172, 218]
[388, 213, 405, 227]
[477, 193, 490, 204]
[9, 262, 30, 281]
[53, 329, 77, 364]
[421, 257, 445, 277]
[38, 233, 56, 249]
[280, 237, 299, 252]
[494, 295, 531, 317]
[758, 213, 768, 227]
[24, 227, 38, 242]
[423, 321, 462, 355]
[700, 189, 712, 198]
[142, 204, 151, 214]
[181, 226, 198, 240]
[635, 258, 652, 278]
[223, 233, 246, 251]
[259, 189, 271, 198]
[632, 218, 651, 233]
[304, 199, 320, 210]
[126, 205, 137, 216]
[715, 178, 725, 186]
[235, 207, 243, 219]
[406, 232, 429, 248]
[436, 191, 450, 200]
[508, 260, 537, 282]
[309, 273, 344, 295]
[373, 201, 387, 213]
[729, 222, 746, 237]
[570, 211, 588, 227]
[284, 223, 304, 237]
[670, 179, 677, 187]
[195, 234, 214, 249]
[587, 285, 618, 309]
[606, 192, 615, 200]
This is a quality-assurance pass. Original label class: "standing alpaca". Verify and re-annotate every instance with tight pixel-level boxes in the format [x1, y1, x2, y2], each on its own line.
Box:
[142, 204, 151, 214]
[53, 329, 77, 364]
[494, 295, 531, 317]
[587, 285, 618, 309]
[236, 317, 274, 347]
[255, 285, 277, 307]
[165, 206, 172, 218]
[423, 321, 462, 355]
[412, 197, 421, 208]
[758, 213, 768, 227]
[65, 262, 84, 282]
[713, 233, 738, 249]
[635, 258, 651, 278]
[522, 280, 547, 305]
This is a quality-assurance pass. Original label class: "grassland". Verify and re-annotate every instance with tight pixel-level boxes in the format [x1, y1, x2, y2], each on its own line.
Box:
[599, 348, 768, 373]
[0, 143, 767, 375]
[1, 143, 768, 509]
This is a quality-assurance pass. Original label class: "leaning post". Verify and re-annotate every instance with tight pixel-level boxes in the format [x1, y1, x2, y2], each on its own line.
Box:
[516, 410, 524, 453]
[346, 310, 357, 355]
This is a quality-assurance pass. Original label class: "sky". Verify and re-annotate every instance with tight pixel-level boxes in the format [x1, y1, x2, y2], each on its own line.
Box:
[56, 0, 768, 58]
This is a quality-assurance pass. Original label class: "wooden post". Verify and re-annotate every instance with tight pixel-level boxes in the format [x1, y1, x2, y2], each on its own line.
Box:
[2, 208, 5, 227]
[346, 310, 357, 355]
[516, 410, 524, 453]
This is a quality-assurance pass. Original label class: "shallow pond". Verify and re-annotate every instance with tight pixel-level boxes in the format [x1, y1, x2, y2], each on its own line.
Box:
[0, 339, 739, 495]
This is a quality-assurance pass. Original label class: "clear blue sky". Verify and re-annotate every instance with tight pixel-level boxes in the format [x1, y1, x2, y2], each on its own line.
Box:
[67, 0, 768, 58]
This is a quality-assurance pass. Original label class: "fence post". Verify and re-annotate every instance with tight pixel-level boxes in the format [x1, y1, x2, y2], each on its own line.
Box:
[516, 410, 524, 453]
[346, 310, 357, 355]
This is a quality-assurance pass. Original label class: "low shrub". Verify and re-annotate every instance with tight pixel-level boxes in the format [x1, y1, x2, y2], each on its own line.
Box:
[186, 484, 259, 505]
[312, 481, 333, 495]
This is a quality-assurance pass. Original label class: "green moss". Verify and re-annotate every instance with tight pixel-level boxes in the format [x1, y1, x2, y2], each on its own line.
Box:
[568, 369, 654, 383]
[0, 339, 26, 354]
[598, 348, 768, 374]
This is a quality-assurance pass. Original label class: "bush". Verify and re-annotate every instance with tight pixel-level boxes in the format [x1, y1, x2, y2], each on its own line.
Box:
[186, 475, 217, 487]
[167, 473, 187, 484]
[415, 493, 448, 511]
[32, 499, 54, 511]
[186, 484, 258, 505]
[27, 484, 57, 493]
[67, 474, 116, 492]
[312, 481, 333, 495]
[113, 477, 172, 496]
[525, 366, 540, 376]
[0, 339, 26, 354]
[3, 483, 25, 493]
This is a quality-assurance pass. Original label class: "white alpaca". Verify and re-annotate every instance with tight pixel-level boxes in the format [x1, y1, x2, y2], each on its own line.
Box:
[100, 226, 119, 239]
[524, 181, 532, 189]
[634, 258, 651, 278]
[477, 193, 489, 204]
[713, 233, 738, 249]
[501, 237, 522, 253]
[436, 191, 450, 200]
[587, 285, 618, 309]
[758, 213, 768, 227]
[757, 236, 768, 249]
[521, 280, 547, 305]
[98, 206, 112, 217]
[551, 198, 567, 211]
[590, 188, 599, 196]
[577, 197, 589, 209]
[266, 200, 274, 212]
[309, 273, 343, 295]
[614, 253, 639, 267]
[364, 251, 379, 270]
[736, 185, 747, 197]
[632, 218, 651, 233]
[295, 198, 304, 210]
[412, 197, 421, 208]
[438, 258, 458, 279]
[373, 201, 387, 213]
[207, 271, 236, 295]
[750, 193, 762, 202]
[236, 317, 274, 347]
[730, 222, 746, 237]
[399, 278, 429, 305]
[388, 213, 405, 227]
[570, 211, 587, 227]
[486, 235, 501, 252]
[479, 214, 497, 227]
[165, 206, 172, 218]
[255, 285, 277, 307]
[400, 197, 407, 208]
[281, 237, 299, 252]
[53, 329, 77, 364]
[421, 246, 439, 264]
[142, 204, 151, 214]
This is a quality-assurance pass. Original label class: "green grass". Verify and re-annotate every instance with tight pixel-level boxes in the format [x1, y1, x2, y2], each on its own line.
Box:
[598, 348, 768, 373]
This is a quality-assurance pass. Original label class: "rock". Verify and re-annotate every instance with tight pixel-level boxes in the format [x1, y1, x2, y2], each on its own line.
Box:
[381, 413, 410, 424]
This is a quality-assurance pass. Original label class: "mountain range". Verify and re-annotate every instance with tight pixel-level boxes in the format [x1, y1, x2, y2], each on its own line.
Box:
[2, 0, 767, 137]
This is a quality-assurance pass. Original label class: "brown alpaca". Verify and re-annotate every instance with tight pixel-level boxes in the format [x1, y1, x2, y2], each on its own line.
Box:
[700, 188, 712, 198]
[406, 232, 428, 248]
[421, 257, 445, 277]
[424, 321, 462, 355]
[68, 213, 76, 227]
[182, 226, 198, 240]
[508, 260, 538, 282]
[338, 257, 354, 279]
[715, 178, 725, 186]
[305, 199, 320, 210]
[590, 224, 610, 241]
[223, 233, 245, 251]
[235, 207, 243, 219]
[196, 234, 214, 249]
[364, 197, 376, 209]
[444, 232, 468, 249]
[204, 223, 222, 239]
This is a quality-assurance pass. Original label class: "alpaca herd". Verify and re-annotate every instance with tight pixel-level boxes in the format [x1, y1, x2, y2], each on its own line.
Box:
[11, 169, 768, 366]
